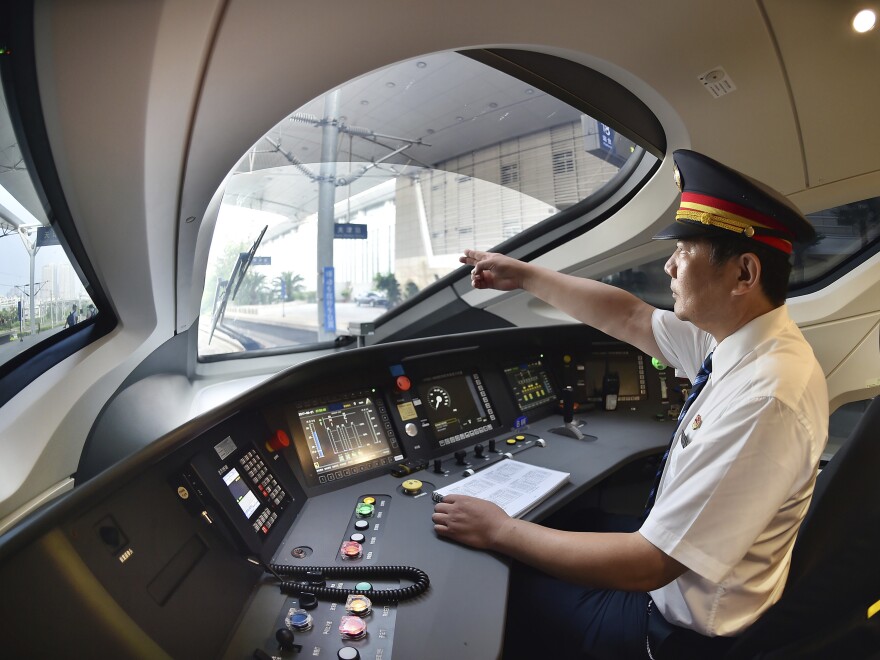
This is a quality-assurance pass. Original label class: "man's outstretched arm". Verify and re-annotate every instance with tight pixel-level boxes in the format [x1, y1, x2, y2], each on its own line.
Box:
[460, 249, 663, 360]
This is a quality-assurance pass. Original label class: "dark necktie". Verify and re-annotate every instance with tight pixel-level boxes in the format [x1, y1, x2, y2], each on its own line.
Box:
[643, 351, 713, 518]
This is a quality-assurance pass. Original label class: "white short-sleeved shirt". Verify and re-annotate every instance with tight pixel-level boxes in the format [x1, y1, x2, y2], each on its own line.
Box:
[639, 306, 828, 637]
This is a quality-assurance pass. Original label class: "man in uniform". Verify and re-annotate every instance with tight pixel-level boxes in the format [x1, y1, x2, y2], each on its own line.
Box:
[432, 150, 828, 658]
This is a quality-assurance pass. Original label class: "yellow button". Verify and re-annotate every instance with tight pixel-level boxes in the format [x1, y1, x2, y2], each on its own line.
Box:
[402, 479, 423, 494]
[515, 435, 525, 441]
[362, 496, 376, 505]
[506, 438, 516, 445]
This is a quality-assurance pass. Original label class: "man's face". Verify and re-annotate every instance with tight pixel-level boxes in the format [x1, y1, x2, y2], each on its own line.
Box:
[664, 239, 732, 327]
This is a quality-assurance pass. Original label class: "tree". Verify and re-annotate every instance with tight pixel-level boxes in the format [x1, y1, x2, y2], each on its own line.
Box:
[373, 272, 401, 305]
[202, 241, 247, 313]
[404, 280, 420, 300]
[274, 271, 304, 302]
[235, 271, 270, 305]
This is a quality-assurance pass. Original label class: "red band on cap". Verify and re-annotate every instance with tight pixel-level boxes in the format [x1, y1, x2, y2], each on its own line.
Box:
[753, 235, 793, 254]
[682, 192, 788, 234]
[679, 192, 793, 254]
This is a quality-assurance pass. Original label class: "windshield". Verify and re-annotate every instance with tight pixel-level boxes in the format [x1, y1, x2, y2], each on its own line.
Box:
[199, 51, 638, 358]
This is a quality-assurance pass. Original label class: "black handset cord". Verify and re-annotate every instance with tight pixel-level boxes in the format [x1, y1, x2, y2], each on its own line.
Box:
[270, 563, 430, 603]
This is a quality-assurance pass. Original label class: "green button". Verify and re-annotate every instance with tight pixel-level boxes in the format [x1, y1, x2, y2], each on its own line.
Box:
[355, 581, 373, 591]
[355, 503, 374, 517]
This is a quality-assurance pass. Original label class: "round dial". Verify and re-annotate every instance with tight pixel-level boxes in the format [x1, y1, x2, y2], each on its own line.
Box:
[427, 386, 451, 411]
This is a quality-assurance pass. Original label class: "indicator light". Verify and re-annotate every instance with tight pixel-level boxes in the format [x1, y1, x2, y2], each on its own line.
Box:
[339, 615, 367, 639]
[286, 608, 313, 632]
[340, 540, 363, 559]
[345, 594, 372, 616]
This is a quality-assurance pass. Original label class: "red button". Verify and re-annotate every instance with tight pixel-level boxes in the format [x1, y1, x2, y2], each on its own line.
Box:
[396, 375, 411, 391]
[266, 429, 291, 453]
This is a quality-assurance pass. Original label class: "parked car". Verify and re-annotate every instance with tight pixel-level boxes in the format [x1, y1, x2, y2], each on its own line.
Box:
[355, 291, 389, 307]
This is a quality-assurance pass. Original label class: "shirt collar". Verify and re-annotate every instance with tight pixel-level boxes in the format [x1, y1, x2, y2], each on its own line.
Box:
[711, 306, 791, 381]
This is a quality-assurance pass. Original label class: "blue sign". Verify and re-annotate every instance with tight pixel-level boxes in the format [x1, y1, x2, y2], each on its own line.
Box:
[323, 266, 336, 333]
[250, 256, 271, 265]
[598, 122, 615, 152]
[36, 226, 61, 247]
[334, 223, 368, 239]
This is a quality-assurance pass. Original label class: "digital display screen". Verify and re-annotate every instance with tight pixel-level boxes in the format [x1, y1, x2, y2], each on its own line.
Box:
[504, 358, 556, 412]
[222, 467, 261, 519]
[297, 394, 401, 484]
[417, 370, 497, 447]
[583, 351, 646, 402]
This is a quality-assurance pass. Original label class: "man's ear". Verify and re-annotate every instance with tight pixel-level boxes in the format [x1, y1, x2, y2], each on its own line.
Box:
[732, 252, 762, 295]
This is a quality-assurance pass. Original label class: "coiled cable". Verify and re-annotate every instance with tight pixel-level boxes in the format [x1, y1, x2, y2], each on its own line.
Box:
[270, 563, 430, 604]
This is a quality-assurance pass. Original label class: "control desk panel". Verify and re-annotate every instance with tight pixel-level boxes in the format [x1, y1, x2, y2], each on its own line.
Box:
[0, 324, 686, 660]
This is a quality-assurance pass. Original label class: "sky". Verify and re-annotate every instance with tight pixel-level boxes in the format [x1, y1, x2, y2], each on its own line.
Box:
[0, 235, 71, 299]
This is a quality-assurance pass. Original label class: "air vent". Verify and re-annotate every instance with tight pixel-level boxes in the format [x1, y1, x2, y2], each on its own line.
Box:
[698, 67, 737, 98]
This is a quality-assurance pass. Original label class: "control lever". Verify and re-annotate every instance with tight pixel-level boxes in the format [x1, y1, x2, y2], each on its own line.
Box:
[551, 386, 592, 440]
[276, 628, 302, 653]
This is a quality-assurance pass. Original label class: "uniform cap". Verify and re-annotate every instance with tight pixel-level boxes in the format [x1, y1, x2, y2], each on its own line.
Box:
[653, 149, 816, 254]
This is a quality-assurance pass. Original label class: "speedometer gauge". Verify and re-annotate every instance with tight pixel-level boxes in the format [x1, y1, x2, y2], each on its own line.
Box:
[427, 386, 451, 411]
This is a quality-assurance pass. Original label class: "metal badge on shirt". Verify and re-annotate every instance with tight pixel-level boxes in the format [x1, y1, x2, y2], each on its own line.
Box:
[680, 414, 703, 448]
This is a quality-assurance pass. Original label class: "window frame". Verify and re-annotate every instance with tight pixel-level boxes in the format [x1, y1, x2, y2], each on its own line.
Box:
[0, 1, 117, 408]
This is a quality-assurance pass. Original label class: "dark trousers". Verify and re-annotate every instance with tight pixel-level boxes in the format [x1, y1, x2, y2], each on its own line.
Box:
[503, 563, 650, 659]
[501, 509, 737, 659]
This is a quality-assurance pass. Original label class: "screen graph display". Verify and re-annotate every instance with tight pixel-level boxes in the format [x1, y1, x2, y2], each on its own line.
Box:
[296, 393, 400, 483]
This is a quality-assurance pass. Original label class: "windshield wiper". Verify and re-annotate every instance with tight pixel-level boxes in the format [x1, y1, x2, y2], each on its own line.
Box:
[208, 225, 268, 345]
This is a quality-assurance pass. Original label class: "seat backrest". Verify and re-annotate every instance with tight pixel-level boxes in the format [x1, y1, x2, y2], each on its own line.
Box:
[726, 396, 880, 658]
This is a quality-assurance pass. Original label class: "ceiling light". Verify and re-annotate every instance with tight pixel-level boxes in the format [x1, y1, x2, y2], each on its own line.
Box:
[853, 9, 876, 32]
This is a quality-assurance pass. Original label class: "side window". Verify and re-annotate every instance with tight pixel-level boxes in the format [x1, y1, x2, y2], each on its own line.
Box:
[791, 196, 880, 289]
[598, 195, 880, 307]
[0, 21, 111, 405]
[0, 80, 98, 370]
